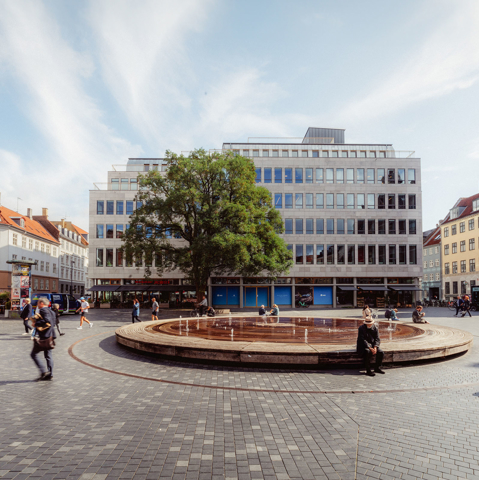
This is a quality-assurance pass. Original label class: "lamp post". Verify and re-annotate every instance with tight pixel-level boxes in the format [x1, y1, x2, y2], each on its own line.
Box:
[70, 259, 75, 295]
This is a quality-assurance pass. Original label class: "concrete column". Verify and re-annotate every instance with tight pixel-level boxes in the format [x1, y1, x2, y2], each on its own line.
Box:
[333, 284, 337, 309]
[239, 278, 243, 308]
[291, 278, 295, 308]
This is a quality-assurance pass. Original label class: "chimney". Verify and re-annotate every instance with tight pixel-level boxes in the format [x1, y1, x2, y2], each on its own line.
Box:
[27, 208, 32, 219]
[42, 208, 48, 218]
[61, 219, 65, 228]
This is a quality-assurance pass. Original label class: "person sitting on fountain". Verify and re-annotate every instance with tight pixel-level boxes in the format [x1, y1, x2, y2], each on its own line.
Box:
[390, 308, 399, 321]
[362, 305, 372, 320]
[412, 305, 429, 324]
[268, 304, 279, 316]
[259, 305, 266, 316]
[357, 317, 385, 377]
[206, 306, 216, 317]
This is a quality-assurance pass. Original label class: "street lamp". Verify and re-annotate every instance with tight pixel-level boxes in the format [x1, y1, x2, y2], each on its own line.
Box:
[70, 259, 75, 295]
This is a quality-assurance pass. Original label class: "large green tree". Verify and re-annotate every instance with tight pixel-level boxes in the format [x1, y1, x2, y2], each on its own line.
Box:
[122, 149, 293, 295]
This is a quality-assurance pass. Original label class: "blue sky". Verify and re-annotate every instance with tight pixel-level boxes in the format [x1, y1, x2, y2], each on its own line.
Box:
[0, 0, 478, 231]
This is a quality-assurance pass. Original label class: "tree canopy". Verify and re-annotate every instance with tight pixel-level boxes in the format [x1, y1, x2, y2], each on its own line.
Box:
[122, 149, 293, 293]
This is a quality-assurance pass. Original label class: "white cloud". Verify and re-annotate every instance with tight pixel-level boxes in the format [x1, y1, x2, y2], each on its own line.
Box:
[337, 1, 479, 123]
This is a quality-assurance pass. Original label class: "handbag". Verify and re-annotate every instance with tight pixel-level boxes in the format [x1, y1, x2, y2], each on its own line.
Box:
[34, 336, 56, 351]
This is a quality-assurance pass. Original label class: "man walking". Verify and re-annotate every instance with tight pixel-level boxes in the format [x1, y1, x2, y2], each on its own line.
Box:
[357, 317, 385, 377]
[76, 297, 92, 329]
[31, 297, 56, 380]
[454, 295, 463, 317]
[20, 298, 33, 335]
[151, 297, 159, 321]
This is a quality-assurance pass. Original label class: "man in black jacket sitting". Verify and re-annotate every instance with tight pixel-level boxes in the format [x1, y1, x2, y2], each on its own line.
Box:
[357, 317, 385, 377]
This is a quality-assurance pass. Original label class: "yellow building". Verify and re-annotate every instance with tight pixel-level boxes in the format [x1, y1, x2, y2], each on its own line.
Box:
[440, 194, 479, 300]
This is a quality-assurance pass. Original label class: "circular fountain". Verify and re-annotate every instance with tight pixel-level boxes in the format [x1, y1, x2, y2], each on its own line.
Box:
[116, 316, 473, 366]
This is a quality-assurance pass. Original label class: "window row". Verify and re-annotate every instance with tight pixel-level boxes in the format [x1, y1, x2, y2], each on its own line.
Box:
[11, 234, 57, 256]
[97, 200, 142, 215]
[96, 248, 168, 267]
[424, 259, 440, 268]
[444, 259, 476, 274]
[274, 193, 416, 210]
[424, 273, 441, 281]
[444, 238, 476, 254]
[287, 244, 418, 265]
[238, 149, 389, 159]
[445, 280, 476, 296]
[32, 278, 56, 291]
[444, 217, 478, 237]
[256, 167, 416, 185]
[284, 218, 417, 235]
[60, 267, 85, 281]
[423, 246, 440, 255]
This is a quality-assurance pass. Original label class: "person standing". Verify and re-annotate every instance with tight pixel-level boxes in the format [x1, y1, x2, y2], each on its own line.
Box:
[30, 297, 56, 381]
[20, 299, 33, 335]
[356, 317, 385, 377]
[454, 295, 464, 317]
[151, 297, 159, 321]
[461, 296, 472, 317]
[132, 298, 141, 323]
[75, 297, 92, 329]
[52, 303, 65, 336]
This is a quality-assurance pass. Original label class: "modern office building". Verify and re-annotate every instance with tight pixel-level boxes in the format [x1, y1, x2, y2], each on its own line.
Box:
[422, 226, 442, 300]
[89, 128, 423, 308]
[440, 193, 479, 301]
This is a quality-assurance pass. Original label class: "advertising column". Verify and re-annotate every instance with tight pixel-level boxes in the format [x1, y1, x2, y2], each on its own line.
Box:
[11, 264, 31, 311]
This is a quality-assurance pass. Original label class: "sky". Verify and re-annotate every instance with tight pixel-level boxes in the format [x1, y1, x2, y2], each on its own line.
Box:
[0, 0, 478, 231]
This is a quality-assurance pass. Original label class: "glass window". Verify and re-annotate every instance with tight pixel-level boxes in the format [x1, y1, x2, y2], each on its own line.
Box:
[451, 225, 457, 235]
[312, 151, 319, 158]
[398, 194, 406, 210]
[470, 259, 476, 272]
[296, 245, 303, 264]
[255, 168, 261, 183]
[388, 169, 395, 184]
[272, 150, 279, 157]
[321, 151, 329, 157]
[347, 194, 355, 209]
[444, 244, 449, 255]
[341, 151, 348, 158]
[368, 245, 376, 264]
[367, 194, 375, 209]
[116, 249, 123, 267]
[274, 194, 282, 209]
[444, 227, 449, 237]
[379, 151, 386, 158]
[337, 245, 345, 264]
[327, 245, 334, 264]
[116, 201, 124, 215]
[378, 245, 386, 265]
[130, 178, 138, 190]
[295, 219, 303, 234]
[326, 168, 334, 184]
[368, 220, 375, 235]
[348, 245, 355, 264]
[378, 194, 385, 209]
[399, 245, 406, 265]
[350, 151, 357, 158]
[460, 240, 466, 252]
[388, 219, 396, 234]
[274, 168, 282, 183]
[97, 201, 104, 215]
[285, 219, 293, 234]
[459, 221, 465, 233]
[398, 169, 405, 184]
[316, 219, 324, 234]
[469, 219, 475, 230]
[358, 245, 365, 264]
[262, 150, 269, 157]
[295, 168, 303, 183]
[295, 193, 303, 208]
[337, 194, 344, 209]
[316, 193, 324, 209]
[359, 151, 366, 158]
[369, 151, 376, 158]
[408, 169, 416, 184]
[331, 151, 338, 158]
[126, 201, 134, 215]
[106, 248, 113, 267]
[316, 245, 324, 264]
[111, 178, 119, 190]
[336, 168, 344, 184]
[285, 194, 293, 209]
[306, 219, 314, 234]
[306, 244, 314, 264]
[470, 238, 475, 250]
[305, 193, 313, 209]
[326, 194, 334, 209]
[346, 169, 354, 184]
[337, 219, 345, 234]
[378, 168, 385, 184]
[409, 245, 417, 265]
[357, 219, 365, 235]
[388, 194, 395, 209]
[96, 248, 104, 267]
[282, 150, 288, 157]
[106, 201, 114, 215]
[305, 168, 313, 183]
[326, 219, 334, 234]
[347, 219, 355, 234]
[264, 168, 272, 183]
[389, 245, 396, 264]
[445, 263, 450, 274]
[136, 201, 143, 210]
[367, 169, 375, 184]
[116, 225, 124, 238]
[315, 168, 323, 183]
[106, 224, 114, 239]
[292, 151, 298, 157]
[357, 194, 365, 210]
[285, 168, 292, 183]
[96, 224, 104, 239]
[452, 262, 458, 273]
[398, 220, 406, 234]
[121, 178, 129, 190]
[408, 194, 416, 209]
[357, 168, 365, 184]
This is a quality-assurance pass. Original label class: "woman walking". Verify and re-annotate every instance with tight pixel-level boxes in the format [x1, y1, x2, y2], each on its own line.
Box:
[132, 298, 141, 323]
[52, 303, 65, 336]
[76, 297, 92, 329]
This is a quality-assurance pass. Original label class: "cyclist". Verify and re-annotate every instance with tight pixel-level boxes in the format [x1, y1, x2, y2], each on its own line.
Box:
[195, 295, 208, 316]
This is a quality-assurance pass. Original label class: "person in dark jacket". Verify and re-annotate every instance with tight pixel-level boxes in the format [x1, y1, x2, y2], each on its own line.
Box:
[461, 296, 472, 317]
[454, 296, 464, 316]
[258, 305, 266, 316]
[356, 317, 385, 377]
[52, 303, 65, 336]
[20, 299, 33, 335]
[30, 297, 57, 380]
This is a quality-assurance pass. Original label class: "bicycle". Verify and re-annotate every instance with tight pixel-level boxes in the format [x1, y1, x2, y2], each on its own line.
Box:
[447, 301, 456, 311]
[296, 300, 310, 308]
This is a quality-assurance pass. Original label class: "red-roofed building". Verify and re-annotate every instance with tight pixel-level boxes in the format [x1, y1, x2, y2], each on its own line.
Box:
[440, 194, 479, 301]
[0, 206, 60, 295]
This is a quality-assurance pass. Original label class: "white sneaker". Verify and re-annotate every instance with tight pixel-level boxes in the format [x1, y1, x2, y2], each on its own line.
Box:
[22, 333, 29, 335]
[77, 326, 82, 329]
[89, 323, 93, 328]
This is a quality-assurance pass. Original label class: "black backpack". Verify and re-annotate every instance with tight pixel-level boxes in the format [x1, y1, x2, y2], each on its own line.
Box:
[384, 309, 392, 319]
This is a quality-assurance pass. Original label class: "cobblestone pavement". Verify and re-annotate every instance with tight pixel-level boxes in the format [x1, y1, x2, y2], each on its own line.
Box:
[1, 307, 479, 480]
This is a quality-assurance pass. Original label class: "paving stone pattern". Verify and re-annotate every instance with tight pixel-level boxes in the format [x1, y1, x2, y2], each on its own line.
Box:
[1, 307, 479, 479]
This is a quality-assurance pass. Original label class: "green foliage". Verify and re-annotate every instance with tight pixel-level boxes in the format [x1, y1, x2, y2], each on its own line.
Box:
[122, 149, 293, 291]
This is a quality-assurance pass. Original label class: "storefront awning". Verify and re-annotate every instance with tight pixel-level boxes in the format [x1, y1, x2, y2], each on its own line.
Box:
[116, 285, 196, 292]
[88, 285, 119, 292]
[389, 286, 422, 291]
[358, 286, 389, 291]
[337, 286, 357, 291]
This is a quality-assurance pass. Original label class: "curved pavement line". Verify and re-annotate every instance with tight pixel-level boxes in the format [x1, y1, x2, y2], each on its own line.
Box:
[68, 330, 479, 395]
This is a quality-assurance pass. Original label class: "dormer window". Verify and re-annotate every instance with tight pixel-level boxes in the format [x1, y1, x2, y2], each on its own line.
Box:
[473, 199, 479, 212]
[449, 206, 466, 219]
